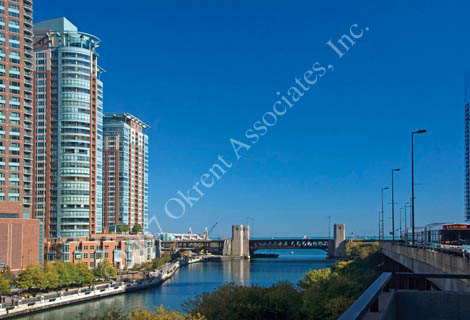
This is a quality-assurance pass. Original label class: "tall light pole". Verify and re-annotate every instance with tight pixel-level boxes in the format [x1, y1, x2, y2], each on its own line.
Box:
[411, 129, 426, 244]
[381, 187, 389, 240]
[403, 202, 411, 242]
[377, 211, 381, 240]
[399, 206, 403, 239]
[391, 169, 400, 241]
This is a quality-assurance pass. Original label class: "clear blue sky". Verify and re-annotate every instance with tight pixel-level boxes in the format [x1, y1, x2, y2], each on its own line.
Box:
[36, 1, 470, 237]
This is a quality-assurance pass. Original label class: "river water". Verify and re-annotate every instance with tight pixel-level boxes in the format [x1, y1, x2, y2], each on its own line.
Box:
[17, 250, 334, 320]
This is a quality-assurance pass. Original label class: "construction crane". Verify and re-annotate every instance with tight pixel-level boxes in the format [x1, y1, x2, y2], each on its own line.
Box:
[208, 222, 218, 238]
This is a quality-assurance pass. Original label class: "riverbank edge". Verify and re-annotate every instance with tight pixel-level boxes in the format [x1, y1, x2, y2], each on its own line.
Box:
[0, 256, 207, 319]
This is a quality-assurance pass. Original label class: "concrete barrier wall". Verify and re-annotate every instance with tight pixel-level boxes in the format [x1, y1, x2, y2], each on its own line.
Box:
[380, 242, 470, 291]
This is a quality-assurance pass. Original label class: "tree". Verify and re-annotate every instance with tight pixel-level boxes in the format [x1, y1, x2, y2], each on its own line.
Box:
[0, 276, 10, 295]
[94, 260, 117, 280]
[118, 225, 129, 233]
[152, 253, 172, 270]
[0, 266, 14, 283]
[298, 268, 332, 290]
[131, 224, 143, 234]
[50, 261, 73, 287]
[16, 265, 42, 291]
[43, 265, 60, 290]
[76, 263, 94, 284]
[79, 306, 206, 320]
[184, 282, 302, 320]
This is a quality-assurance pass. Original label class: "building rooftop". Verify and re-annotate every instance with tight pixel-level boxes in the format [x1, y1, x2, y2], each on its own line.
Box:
[34, 17, 78, 33]
[104, 113, 150, 129]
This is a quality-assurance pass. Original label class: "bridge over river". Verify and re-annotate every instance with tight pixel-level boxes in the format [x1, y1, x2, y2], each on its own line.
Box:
[159, 224, 346, 258]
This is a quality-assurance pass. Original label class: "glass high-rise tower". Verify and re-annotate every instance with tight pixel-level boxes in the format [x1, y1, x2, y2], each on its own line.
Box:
[33, 17, 104, 239]
[0, 0, 34, 219]
[103, 113, 149, 234]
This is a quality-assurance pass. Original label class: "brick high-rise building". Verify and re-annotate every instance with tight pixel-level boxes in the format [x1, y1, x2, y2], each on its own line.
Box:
[0, 0, 34, 219]
[33, 17, 104, 239]
[103, 113, 149, 234]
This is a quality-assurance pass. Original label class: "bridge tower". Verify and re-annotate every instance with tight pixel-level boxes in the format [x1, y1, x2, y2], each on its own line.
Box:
[328, 224, 346, 258]
[230, 225, 250, 257]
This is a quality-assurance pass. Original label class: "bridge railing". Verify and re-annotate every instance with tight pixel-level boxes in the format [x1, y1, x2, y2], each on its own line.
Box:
[387, 241, 470, 259]
[337, 272, 392, 320]
[339, 273, 470, 320]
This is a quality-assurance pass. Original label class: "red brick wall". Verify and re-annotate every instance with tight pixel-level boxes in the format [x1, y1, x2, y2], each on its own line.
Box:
[0, 218, 40, 272]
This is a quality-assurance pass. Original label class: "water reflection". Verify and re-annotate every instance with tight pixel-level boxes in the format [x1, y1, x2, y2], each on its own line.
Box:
[222, 258, 250, 285]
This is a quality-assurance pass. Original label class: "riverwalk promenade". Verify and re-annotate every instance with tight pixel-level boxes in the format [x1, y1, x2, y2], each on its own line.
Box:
[0, 256, 204, 319]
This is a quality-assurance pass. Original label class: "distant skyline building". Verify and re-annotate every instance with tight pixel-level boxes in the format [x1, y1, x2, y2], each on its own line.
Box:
[466, 72, 470, 222]
[103, 113, 149, 233]
[33, 17, 104, 239]
[0, 0, 34, 219]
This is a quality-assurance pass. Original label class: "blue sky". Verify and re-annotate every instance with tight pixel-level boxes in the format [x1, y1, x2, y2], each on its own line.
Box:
[36, 1, 470, 237]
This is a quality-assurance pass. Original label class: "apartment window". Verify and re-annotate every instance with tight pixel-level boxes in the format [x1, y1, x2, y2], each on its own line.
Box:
[8, 35, 19, 49]
[8, 188, 19, 201]
[8, 20, 19, 33]
[8, 10, 19, 18]
[8, 50, 19, 64]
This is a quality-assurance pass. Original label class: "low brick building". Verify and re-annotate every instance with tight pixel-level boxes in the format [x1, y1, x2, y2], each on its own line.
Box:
[0, 218, 43, 272]
[44, 234, 156, 269]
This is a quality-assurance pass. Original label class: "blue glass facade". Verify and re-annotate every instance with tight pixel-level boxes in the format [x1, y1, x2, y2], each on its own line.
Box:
[34, 18, 103, 239]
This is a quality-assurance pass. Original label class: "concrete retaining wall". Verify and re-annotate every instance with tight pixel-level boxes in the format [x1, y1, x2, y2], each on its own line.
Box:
[380, 242, 470, 291]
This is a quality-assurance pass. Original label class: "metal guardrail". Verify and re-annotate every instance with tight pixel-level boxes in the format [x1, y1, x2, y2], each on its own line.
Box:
[339, 272, 470, 320]
[388, 241, 470, 259]
[393, 272, 470, 280]
[337, 272, 392, 320]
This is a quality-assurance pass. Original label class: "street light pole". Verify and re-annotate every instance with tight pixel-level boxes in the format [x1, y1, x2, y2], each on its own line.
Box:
[399, 207, 403, 239]
[381, 187, 389, 240]
[391, 168, 400, 241]
[377, 211, 381, 240]
[411, 129, 426, 244]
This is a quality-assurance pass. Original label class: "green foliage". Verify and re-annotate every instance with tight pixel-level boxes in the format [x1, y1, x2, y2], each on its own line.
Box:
[131, 224, 143, 234]
[50, 261, 73, 287]
[297, 243, 381, 320]
[16, 261, 97, 292]
[184, 281, 303, 320]
[76, 263, 95, 284]
[94, 260, 117, 280]
[345, 241, 379, 259]
[298, 267, 332, 290]
[79, 306, 206, 320]
[16, 265, 42, 290]
[119, 225, 130, 233]
[132, 253, 173, 272]
[0, 275, 10, 294]
[153, 253, 172, 269]
[0, 266, 14, 283]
